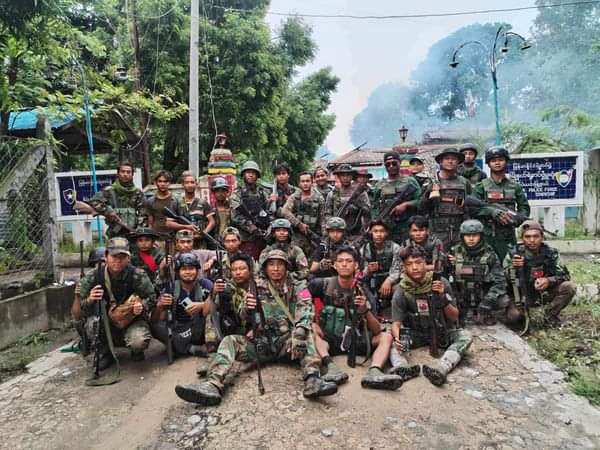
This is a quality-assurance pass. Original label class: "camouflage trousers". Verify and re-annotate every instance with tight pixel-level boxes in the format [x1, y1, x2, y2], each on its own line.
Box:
[503, 281, 576, 323]
[85, 316, 151, 352]
[391, 328, 472, 374]
[207, 332, 321, 391]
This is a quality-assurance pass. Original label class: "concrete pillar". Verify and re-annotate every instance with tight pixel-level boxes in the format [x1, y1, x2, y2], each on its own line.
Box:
[583, 148, 600, 236]
[542, 206, 565, 237]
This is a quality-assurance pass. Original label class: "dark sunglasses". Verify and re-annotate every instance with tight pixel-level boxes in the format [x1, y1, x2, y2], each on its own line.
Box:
[384, 161, 398, 167]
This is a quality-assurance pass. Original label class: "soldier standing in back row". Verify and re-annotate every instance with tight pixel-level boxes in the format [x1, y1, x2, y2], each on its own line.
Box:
[472, 146, 530, 261]
[230, 161, 273, 259]
[89, 161, 146, 238]
[371, 152, 421, 244]
[270, 163, 296, 217]
[313, 167, 332, 199]
[457, 143, 487, 187]
[325, 164, 371, 242]
[420, 148, 471, 249]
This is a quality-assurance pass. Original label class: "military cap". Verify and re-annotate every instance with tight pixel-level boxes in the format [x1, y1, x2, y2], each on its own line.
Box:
[520, 220, 543, 237]
[261, 249, 289, 268]
[460, 219, 484, 235]
[87, 247, 106, 267]
[435, 147, 464, 164]
[271, 218, 292, 230]
[106, 237, 130, 256]
[240, 160, 261, 177]
[129, 227, 160, 240]
[175, 252, 201, 270]
[333, 164, 356, 174]
[326, 217, 346, 230]
[383, 152, 401, 163]
[175, 229, 194, 240]
[485, 146, 510, 164]
[459, 143, 479, 155]
[221, 226, 241, 240]
[211, 177, 229, 191]
[409, 155, 424, 164]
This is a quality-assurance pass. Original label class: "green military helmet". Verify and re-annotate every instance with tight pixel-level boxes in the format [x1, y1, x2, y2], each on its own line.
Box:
[240, 160, 261, 178]
[271, 218, 292, 231]
[460, 219, 485, 235]
[261, 249, 290, 268]
[459, 143, 479, 156]
[211, 176, 229, 191]
[485, 146, 510, 164]
[87, 247, 106, 267]
[326, 216, 346, 231]
[175, 252, 201, 270]
[435, 147, 465, 164]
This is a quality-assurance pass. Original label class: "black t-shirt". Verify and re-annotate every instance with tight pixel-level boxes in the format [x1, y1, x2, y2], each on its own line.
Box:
[170, 278, 213, 322]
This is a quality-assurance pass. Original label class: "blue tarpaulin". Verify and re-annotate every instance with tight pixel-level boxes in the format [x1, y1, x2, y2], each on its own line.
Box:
[1, 109, 75, 131]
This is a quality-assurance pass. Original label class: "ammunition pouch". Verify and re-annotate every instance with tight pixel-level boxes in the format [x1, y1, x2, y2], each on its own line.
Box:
[319, 305, 347, 338]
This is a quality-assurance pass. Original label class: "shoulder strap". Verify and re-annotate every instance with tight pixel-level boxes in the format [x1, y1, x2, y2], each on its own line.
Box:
[103, 266, 118, 305]
[173, 280, 181, 300]
[267, 282, 296, 324]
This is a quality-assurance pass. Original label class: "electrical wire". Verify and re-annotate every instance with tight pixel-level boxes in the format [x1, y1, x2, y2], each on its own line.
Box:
[216, 0, 600, 20]
[200, 0, 219, 147]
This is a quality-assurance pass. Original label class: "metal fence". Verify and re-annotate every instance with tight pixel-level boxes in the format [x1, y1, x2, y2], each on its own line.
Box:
[0, 138, 54, 279]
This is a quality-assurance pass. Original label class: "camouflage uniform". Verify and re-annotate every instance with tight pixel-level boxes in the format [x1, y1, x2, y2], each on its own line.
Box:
[371, 176, 421, 243]
[281, 188, 325, 258]
[214, 281, 248, 337]
[458, 164, 487, 187]
[325, 184, 371, 242]
[390, 274, 472, 384]
[503, 241, 575, 320]
[359, 240, 402, 311]
[80, 264, 156, 353]
[89, 180, 146, 238]
[473, 176, 530, 261]
[420, 172, 471, 249]
[450, 240, 508, 325]
[173, 195, 215, 247]
[273, 183, 297, 217]
[130, 246, 165, 282]
[205, 274, 321, 391]
[230, 183, 273, 258]
[400, 235, 446, 267]
[315, 184, 332, 199]
[258, 242, 309, 281]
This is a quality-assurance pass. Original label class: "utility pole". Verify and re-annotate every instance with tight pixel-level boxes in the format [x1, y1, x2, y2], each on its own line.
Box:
[189, 0, 200, 176]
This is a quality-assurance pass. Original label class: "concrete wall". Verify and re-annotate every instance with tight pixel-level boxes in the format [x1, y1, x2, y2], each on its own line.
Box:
[0, 284, 74, 349]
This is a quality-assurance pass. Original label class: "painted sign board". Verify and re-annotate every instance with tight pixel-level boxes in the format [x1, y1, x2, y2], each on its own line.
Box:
[506, 151, 584, 206]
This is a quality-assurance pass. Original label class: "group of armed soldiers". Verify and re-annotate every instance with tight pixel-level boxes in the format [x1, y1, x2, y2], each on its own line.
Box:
[73, 143, 576, 405]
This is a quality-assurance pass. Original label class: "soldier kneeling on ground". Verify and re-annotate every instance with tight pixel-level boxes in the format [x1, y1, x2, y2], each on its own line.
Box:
[389, 245, 472, 386]
[308, 246, 403, 390]
[448, 219, 508, 326]
[174, 249, 337, 406]
[504, 220, 576, 327]
[151, 253, 215, 357]
[79, 238, 156, 370]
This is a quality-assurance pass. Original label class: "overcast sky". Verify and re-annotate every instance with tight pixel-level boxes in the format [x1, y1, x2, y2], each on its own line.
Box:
[267, 0, 537, 155]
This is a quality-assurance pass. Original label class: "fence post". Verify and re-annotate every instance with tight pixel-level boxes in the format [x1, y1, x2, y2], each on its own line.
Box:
[39, 118, 60, 282]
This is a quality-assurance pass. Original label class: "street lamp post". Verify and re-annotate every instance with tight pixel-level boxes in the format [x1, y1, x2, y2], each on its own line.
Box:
[449, 26, 531, 145]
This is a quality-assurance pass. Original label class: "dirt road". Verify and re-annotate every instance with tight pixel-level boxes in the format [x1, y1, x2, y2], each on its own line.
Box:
[1, 325, 599, 450]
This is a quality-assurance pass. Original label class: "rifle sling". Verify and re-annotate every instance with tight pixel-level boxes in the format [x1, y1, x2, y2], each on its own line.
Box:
[267, 282, 296, 325]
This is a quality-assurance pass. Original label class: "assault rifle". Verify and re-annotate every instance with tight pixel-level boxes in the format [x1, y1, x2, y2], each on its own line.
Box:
[163, 207, 225, 250]
[345, 275, 361, 368]
[79, 240, 85, 278]
[508, 245, 531, 336]
[464, 196, 556, 236]
[75, 200, 135, 235]
[428, 242, 445, 358]
[336, 184, 367, 218]
[371, 183, 418, 224]
[164, 241, 175, 364]
[248, 277, 265, 395]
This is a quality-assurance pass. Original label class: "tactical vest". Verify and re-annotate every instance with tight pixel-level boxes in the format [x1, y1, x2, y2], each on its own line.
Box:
[379, 178, 412, 223]
[296, 194, 321, 228]
[177, 197, 209, 229]
[108, 188, 139, 229]
[402, 289, 447, 344]
[173, 279, 209, 322]
[481, 178, 516, 210]
[276, 185, 294, 209]
[437, 177, 466, 217]
[318, 277, 355, 337]
[459, 165, 485, 185]
[364, 242, 394, 282]
[240, 187, 269, 229]
[453, 246, 490, 308]
[518, 243, 557, 293]
[332, 187, 362, 232]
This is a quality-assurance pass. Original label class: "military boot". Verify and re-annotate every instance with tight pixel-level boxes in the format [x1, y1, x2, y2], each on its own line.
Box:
[97, 351, 115, 371]
[175, 381, 222, 406]
[361, 366, 403, 390]
[321, 360, 349, 385]
[422, 350, 461, 386]
[302, 375, 338, 399]
[130, 350, 145, 362]
[388, 364, 420, 381]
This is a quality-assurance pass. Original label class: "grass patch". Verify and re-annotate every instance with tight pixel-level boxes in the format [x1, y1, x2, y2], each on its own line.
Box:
[566, 259, 600, 284]
[527, 297, 600, 405]
[59, 241, 98, 254]
[559, 220, 595, 240]
[0, 327, 76, 382]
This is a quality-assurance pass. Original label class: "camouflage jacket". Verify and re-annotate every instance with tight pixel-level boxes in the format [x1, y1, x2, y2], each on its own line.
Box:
[130, 246, 165, 281]
[258, 242, 309, 281]
[458, 164, 487, 186]
[324, 184, 371, 235]
[230, 183, 273, 240]
[359, 240, 402, 285]
[241, 275, 313, 337]
[172, 194, 214, 231]
[79, 264, 156, 316]
[371, 176, 422, 223]
[88, 180, 146, 238]
[281, 188, 325, 234]
[400, 236, 446, 266]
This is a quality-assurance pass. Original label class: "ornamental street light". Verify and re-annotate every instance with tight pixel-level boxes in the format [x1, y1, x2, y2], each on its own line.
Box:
[399, 125, 408, 143]
[449, 26, 531, 145]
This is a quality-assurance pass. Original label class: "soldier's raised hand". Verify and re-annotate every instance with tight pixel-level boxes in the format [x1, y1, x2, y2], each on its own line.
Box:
[244, 292, 257, 310]
[158, 293, 173, 308]
[87, 285, 104, 303]
[213, 279, 226, 293]
[132, 300, 144, 316]
[432, 280, 445, 294]
[512, 254, 524, 268]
